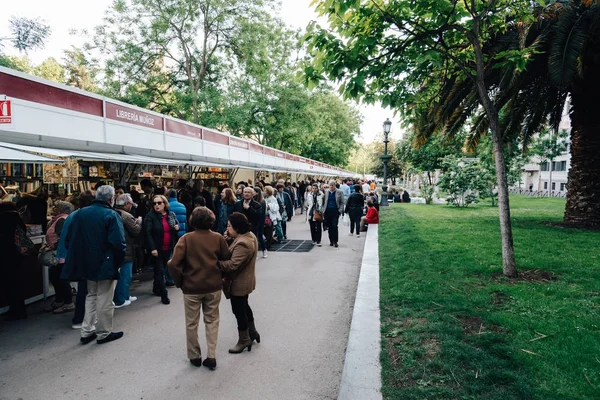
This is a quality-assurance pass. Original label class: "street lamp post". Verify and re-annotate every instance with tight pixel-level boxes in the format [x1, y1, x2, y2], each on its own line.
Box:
[380, 118, 392, 207]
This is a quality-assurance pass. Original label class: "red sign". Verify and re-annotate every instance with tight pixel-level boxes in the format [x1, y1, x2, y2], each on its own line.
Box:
[203, 129, 229, 146]
[106, 102, 163, 131]
[0, 100, 11, 124]
[166, 119, 202, 139]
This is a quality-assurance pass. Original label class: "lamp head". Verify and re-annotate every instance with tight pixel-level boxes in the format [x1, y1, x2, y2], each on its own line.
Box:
[383, 118, 392, 135]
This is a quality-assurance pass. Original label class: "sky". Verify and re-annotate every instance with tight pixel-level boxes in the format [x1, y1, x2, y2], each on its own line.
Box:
[0, 0, 404, 144]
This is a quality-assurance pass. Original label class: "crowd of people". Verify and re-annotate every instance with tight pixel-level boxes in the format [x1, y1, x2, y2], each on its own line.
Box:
[0, 176, 393, 369]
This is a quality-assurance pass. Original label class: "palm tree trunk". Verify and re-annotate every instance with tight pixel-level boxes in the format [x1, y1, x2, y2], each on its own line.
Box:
[564, 92, 600, 228]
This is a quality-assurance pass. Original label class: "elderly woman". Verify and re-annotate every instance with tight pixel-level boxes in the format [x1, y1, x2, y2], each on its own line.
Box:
[264, 186, 283, 245]
[305, 183, 325, 246]
[144, 194, 179, 305]
[168, 207, 230, 370]
[45, 201, 75, 314]
[218, 212, 260, 354]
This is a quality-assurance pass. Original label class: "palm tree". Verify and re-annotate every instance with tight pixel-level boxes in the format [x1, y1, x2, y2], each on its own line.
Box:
[416, 0, 600, 228]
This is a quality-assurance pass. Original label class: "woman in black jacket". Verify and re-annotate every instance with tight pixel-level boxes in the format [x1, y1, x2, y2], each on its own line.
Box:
[345, 184, 365, 237]
[144, 195, 178, 304]
[0, 202, 29, 320]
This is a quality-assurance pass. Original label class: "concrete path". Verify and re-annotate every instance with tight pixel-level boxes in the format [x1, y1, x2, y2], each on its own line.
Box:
[0, 214, 365, 400]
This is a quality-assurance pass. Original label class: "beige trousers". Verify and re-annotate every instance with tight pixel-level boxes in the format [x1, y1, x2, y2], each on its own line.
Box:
[184, 291, 221, 359]
[81, 280, 117, 341]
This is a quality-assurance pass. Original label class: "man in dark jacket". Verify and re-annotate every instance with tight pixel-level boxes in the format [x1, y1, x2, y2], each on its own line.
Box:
[114, 194, 142, 308]
[233, 187, 263, 237]
[63, 185, 126, 345]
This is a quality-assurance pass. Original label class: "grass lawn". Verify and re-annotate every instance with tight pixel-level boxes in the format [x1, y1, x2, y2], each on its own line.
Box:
[379, 196, 600, 399]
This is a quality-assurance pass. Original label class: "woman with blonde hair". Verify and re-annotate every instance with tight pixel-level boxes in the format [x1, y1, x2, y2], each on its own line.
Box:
[263, 186, 283, 247]
[144, 194, 179, 304]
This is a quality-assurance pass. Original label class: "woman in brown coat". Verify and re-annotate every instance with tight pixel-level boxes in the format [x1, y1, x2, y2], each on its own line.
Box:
[168, 207, 230, 370]
[218, 212, 260, 353]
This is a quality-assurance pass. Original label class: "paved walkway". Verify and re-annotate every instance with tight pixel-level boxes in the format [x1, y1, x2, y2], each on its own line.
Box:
[0, 215, 365, 400]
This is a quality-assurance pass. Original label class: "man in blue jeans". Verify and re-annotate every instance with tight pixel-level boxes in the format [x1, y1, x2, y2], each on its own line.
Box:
[114, 194, 142, 308]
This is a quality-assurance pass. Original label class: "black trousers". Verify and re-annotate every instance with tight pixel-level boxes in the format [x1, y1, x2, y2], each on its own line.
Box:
[264, 224, 274, 250]
[309, 219, 322, 243]
[1, 251, 26, 317]
[325, 209, 340, 244]
[152, 250, 170, 295]
[49, 263, 73, 304]
[230, 295, 254, 331]
[72, 280, 87, 324]
[349, 216, 360, 235]
[281, 220, 287, 238]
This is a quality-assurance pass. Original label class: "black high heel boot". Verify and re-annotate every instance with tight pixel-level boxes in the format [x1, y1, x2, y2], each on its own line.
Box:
[249, 321, 261, 343]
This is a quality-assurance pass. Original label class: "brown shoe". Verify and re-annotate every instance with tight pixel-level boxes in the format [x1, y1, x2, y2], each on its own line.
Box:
[228, 329, 252, 354]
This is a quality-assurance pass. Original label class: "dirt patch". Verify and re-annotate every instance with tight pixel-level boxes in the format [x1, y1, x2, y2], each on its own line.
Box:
[458, 316, 483, 335]
[492, 269, 558, 283]
[422, 336, 440, 361]
[490, 291, 511, 305]
[386, 336, 402, 367]
[457, 316, 507, 335]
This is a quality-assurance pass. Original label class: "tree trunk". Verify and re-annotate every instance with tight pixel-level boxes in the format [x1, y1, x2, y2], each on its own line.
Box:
[470, 14, 517, 277]
[548, 159, 553, 197]
[491, 131, 518, 277]
[564, 92, 600, 228]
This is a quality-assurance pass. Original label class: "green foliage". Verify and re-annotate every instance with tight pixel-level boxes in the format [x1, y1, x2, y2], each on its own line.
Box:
[531, 129, 569, 163]
[0, 16, 51, 53]
[438, 156, 493, 207]
[369, 137, 404, 184]
[80, 0, 359, 166]
[0, 54, 34, 73]
[35, 58, 66, 83]
[380, 197, 600, 399]
[396, 132, 466, 181]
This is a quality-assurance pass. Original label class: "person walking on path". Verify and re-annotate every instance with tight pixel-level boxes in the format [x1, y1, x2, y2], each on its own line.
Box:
[360, 199, 380, 232]
[276, 183, 293, 239]
[253, 187, 268, 258]
[144, 194, 179, 305]
[306, 183, 325, 246]
[63, 185, 126, 345]
[325, 180, 344, 248]
[168, 207, 231, 370]
[264, 186, 283, 244]
[345, 184, 365, 238]
[113, 194, 142, 308]
[233, 187, 263, 238]
[44, 201, 75, 314]
[361, 181, 370, 195]
[58, 191, 94, 329]
[218, 213, 260, 354]
[340, 180, 351, 213]
[216, 188, 236, 235]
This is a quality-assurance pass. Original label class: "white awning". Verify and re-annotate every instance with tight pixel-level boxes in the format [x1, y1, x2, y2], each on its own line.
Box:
[0, 145, 64, 163]
[0, 142, 339, 175]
